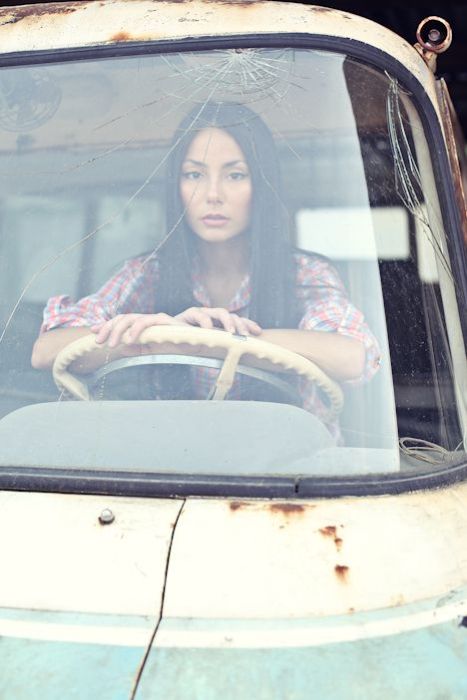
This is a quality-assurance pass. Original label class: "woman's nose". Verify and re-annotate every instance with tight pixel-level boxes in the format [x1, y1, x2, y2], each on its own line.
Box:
[206, 177, 223, 203]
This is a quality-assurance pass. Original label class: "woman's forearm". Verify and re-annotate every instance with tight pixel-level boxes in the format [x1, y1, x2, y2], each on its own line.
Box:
[32, 321, 366, 382]
[31, 327, 133, 373]
[259, 329, 365, 381]
[31, 324, 200, 374]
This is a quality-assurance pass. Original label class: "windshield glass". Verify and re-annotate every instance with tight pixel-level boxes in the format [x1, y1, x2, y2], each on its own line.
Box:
[0, 46, 465, 482]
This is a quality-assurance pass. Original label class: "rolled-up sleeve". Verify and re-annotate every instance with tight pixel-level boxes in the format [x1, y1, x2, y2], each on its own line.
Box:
[296, 254, 381, 384]
[41, 257, 159, 332]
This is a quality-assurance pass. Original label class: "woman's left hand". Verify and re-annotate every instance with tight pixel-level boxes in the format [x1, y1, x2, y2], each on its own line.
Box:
[175, 307, 262, 336]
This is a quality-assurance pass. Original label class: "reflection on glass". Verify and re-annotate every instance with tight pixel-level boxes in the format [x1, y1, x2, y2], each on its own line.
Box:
[0, 48, 464, 480]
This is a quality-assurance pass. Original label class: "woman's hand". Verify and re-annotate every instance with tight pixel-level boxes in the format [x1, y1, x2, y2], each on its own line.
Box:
[174, 307, 262, 336]
[91, 308, 261, 349]
[91, 313, 184, 348]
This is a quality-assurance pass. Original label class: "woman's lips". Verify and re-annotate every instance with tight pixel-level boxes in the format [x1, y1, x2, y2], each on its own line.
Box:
[201, 215, 229, 227]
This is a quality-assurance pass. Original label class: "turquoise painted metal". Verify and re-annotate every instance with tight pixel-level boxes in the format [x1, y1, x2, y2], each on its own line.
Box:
[136, 620, 467, 700]
[0, 610, 152, 699]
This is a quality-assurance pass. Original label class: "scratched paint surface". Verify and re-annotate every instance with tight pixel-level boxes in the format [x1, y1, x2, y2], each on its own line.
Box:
[162, 494, 467, 618]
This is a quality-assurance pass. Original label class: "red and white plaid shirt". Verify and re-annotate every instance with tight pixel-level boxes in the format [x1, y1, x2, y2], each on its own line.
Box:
[42, 252, 381, 434]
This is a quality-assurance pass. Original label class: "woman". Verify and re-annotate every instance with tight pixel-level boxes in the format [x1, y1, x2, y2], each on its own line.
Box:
[32, 102, 380, 427]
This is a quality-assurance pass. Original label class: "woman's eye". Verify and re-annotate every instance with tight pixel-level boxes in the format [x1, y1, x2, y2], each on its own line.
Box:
[182, 171, 202, 180]
[228, 171, 248, 181]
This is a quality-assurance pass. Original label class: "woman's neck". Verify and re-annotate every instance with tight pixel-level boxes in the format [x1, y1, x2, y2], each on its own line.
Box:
[196, 235, 249, 277]
[196, 235, 250, 307]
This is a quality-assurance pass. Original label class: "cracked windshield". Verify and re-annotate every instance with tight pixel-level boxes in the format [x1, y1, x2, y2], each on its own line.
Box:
[0, 47, 465, 478]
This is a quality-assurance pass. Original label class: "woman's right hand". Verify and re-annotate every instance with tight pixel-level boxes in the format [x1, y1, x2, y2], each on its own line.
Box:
[91, 313, 184, 348]
[92, 308, 262, 349]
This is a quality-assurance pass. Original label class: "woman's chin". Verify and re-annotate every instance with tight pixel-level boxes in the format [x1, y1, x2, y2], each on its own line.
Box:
[193, 227, 243, 243]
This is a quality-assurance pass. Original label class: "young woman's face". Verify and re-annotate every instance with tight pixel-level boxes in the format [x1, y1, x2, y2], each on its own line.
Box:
[180, 127, 252, 243]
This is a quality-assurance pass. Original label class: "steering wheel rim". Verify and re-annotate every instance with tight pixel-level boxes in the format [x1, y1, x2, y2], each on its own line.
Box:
[52, 325, 344, 421]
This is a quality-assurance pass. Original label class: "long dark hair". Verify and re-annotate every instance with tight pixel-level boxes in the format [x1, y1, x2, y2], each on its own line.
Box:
[156, 102, 299, 328]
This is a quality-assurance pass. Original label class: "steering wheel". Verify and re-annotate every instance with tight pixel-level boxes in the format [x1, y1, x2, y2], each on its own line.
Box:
[53, 326, 344, 421]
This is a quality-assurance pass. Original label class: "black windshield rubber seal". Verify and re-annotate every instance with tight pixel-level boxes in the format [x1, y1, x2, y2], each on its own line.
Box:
[0, 456, 466, 499]
[297, 455, 467, 497]
[0, 467, 298, 499]
[0, 32, 465, 498]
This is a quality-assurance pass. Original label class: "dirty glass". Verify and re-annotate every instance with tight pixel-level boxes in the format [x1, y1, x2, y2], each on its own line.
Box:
[0, 47, 464, 480]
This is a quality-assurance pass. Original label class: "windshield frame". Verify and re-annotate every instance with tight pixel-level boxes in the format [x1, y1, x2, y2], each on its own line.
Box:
[0, 32, 465, 499]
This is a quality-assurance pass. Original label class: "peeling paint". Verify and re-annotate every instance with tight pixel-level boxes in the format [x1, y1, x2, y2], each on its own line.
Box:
[0, 2, 80, 26]
[228, 501, 312, 516]
[269, 503, 305, 516]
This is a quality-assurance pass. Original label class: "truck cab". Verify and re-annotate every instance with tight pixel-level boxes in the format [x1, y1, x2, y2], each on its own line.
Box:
[0, 2, 465, 698]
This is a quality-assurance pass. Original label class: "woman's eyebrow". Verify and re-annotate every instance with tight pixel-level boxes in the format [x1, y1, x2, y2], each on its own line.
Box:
[183, 159, 206, 167]
[182, 159, 248, 168]
[223, 160, 248, 169]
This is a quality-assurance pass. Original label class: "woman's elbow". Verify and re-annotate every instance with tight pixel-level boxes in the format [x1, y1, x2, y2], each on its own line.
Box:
[31, 336, 54, 370]
[341, 340, 366, 381]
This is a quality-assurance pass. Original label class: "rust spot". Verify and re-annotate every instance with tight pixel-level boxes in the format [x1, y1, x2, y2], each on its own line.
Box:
[335, 565, 349, 582]
[270, 503, 305, 515]
[111, 31, 131, 42]
[229, 500, 247, 511]
[319, 525, 343, 551]
[0, 2, 79, 25]
[229, 501, 310, 515]
[319, 525, 337, 538]
[348, 607, 355, 614]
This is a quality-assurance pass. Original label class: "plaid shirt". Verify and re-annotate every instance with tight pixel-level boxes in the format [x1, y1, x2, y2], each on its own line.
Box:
[42, 252, 381, 434]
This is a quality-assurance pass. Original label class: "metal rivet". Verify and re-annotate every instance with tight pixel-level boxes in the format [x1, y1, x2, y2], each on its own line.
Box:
[98, 508, 115, 525]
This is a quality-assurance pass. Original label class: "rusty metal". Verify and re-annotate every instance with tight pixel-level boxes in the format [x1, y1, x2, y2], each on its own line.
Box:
[0, 1, 82, 25]
[0, 0, 442, 125]
[334, 564, 349, 582]
[436, 79, 467, 244]
[319, 525, 343, 551]
[414, 16, 452, 72]
[229, 500, 313, 516]
[269, 502, 305, 515]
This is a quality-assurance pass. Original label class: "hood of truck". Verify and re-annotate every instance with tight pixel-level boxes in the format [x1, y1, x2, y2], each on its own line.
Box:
[0, 490, 182, 698]
[2, 484, 467, 698]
